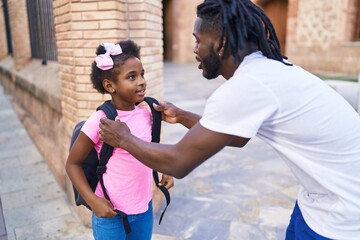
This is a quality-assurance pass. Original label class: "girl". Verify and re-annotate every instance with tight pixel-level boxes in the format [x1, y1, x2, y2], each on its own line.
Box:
[66, 39, 173, 240]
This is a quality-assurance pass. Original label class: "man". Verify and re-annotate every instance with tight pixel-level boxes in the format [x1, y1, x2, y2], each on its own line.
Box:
[99, 0, 360, 239]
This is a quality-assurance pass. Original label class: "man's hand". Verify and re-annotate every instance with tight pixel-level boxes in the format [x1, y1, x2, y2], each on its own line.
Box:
[153, 101, 201, 129]
[99, 117, 130, 148]
[153, 101, 181, 124]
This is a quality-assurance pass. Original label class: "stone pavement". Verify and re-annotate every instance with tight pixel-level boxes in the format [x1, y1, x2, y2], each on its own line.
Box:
[0, 62, 302, 239]
[0, 84, 93, 240]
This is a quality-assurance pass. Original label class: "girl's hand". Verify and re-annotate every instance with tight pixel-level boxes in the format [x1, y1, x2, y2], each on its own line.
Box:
[90, 195, 117, 218]
[159, 174, 174, 190]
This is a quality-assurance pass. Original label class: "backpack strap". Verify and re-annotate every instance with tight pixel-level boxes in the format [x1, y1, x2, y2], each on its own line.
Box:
[96, 100, 117, 201]
[143, 97, 171, 225]
[143, 97, 161, 142]
[96, 101, 131, 235]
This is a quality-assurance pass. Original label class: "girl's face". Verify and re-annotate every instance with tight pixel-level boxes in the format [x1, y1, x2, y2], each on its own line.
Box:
[111, 57, 146, 110]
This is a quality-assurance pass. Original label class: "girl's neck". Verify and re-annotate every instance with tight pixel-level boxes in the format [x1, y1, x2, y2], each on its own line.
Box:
[111, 99, 135, 111]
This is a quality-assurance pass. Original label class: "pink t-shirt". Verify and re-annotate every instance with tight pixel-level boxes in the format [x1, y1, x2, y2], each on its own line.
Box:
[81, 105, 153, 214]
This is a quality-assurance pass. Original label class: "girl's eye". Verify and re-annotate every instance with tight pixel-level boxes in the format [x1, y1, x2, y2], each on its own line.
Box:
[141, 72, 145, 78]
[129, 75, 136, 80]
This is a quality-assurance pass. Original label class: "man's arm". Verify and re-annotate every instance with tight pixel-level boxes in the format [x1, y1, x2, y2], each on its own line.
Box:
[153, 101, 201, 129]
[99, 119, 249, 178]
[153, 101, 249, 148]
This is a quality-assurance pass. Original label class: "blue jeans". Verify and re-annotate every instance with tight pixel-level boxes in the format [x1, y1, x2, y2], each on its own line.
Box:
[285, 202, 332, 240]
[92, 201, 153, 240]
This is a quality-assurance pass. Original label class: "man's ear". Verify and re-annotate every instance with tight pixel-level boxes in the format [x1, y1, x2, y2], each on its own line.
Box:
[217, 37, 227, 57]
[103, 79, 115, 94]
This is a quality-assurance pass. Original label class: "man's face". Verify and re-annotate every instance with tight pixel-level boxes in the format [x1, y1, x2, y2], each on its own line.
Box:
[193, 17, 222, 80]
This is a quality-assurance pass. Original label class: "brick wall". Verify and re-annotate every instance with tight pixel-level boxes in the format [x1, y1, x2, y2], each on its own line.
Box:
[7, 0, 31, 70]
[127, 0, 164, 97]
[286, 0, 360, 76]
[164, 0, 360, 76]
[163, 0, 201, 63]
[55, 0, 163, 126]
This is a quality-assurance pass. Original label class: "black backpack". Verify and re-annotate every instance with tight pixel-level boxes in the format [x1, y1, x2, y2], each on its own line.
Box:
[69, 96, 170, 235]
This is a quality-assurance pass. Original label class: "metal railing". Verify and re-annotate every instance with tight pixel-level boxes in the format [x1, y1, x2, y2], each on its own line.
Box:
[2, 0, 12, 54]
[26, 0, 57, 62]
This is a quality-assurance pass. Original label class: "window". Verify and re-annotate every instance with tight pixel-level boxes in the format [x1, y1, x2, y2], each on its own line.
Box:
[2, 0, 12, 54]
[26, 0, 57, 62]
[354, 0, 360, 41]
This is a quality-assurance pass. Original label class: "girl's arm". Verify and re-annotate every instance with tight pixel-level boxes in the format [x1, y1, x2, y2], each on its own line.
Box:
[65, 132, 116, 218]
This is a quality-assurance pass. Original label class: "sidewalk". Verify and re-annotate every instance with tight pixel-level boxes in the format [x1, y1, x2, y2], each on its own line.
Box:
[0, 84, 93, 240]
[0, 62, 300, 240]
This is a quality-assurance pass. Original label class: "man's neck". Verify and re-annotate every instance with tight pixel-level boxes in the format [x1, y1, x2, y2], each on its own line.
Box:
[221, 56, 239, 80]
[221, 42, 258, 80]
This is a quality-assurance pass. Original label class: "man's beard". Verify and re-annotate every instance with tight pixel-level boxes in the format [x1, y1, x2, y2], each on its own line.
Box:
[202, 48, 222, 80]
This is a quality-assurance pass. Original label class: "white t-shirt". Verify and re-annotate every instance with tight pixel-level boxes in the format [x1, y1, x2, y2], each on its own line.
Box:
[200, 51, 360, 239]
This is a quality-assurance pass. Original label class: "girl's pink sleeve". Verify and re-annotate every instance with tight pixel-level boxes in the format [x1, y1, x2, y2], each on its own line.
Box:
[81, 111, 106, 144]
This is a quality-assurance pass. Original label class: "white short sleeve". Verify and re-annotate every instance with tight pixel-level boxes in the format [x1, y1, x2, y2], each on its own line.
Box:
[200, 74, 278, 139]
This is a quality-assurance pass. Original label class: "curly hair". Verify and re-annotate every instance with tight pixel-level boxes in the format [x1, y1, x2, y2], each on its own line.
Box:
[90, 39, 141, 94]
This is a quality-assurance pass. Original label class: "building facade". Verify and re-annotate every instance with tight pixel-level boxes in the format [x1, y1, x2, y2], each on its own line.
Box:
[0, 0, 359, 225]
[164, 0, 360, 77]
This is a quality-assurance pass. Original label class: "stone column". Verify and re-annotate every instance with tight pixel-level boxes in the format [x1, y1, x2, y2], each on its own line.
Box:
[7, 0, 31, 70]
[127, 0, 164, 97]
[163, 0, 200, 63]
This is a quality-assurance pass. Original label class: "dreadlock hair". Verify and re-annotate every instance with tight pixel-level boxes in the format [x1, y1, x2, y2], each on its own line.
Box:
[197, 0, 291, 65]
[90, 39, 141, 94]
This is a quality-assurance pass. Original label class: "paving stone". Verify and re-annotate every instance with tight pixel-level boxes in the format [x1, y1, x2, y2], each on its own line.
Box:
[0, 161, 49, 180]
[14, 214, 92, 240]
[1, 181, 64, 210]
[229, 222, 268, 240]
[0, 198, 6, 240]
[0, 145, 41, 161]
[152, 234, 179, 240]
[154, 215, 230, 240]
[3, 198, 71, 230]
[0, 171, 55, 194]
